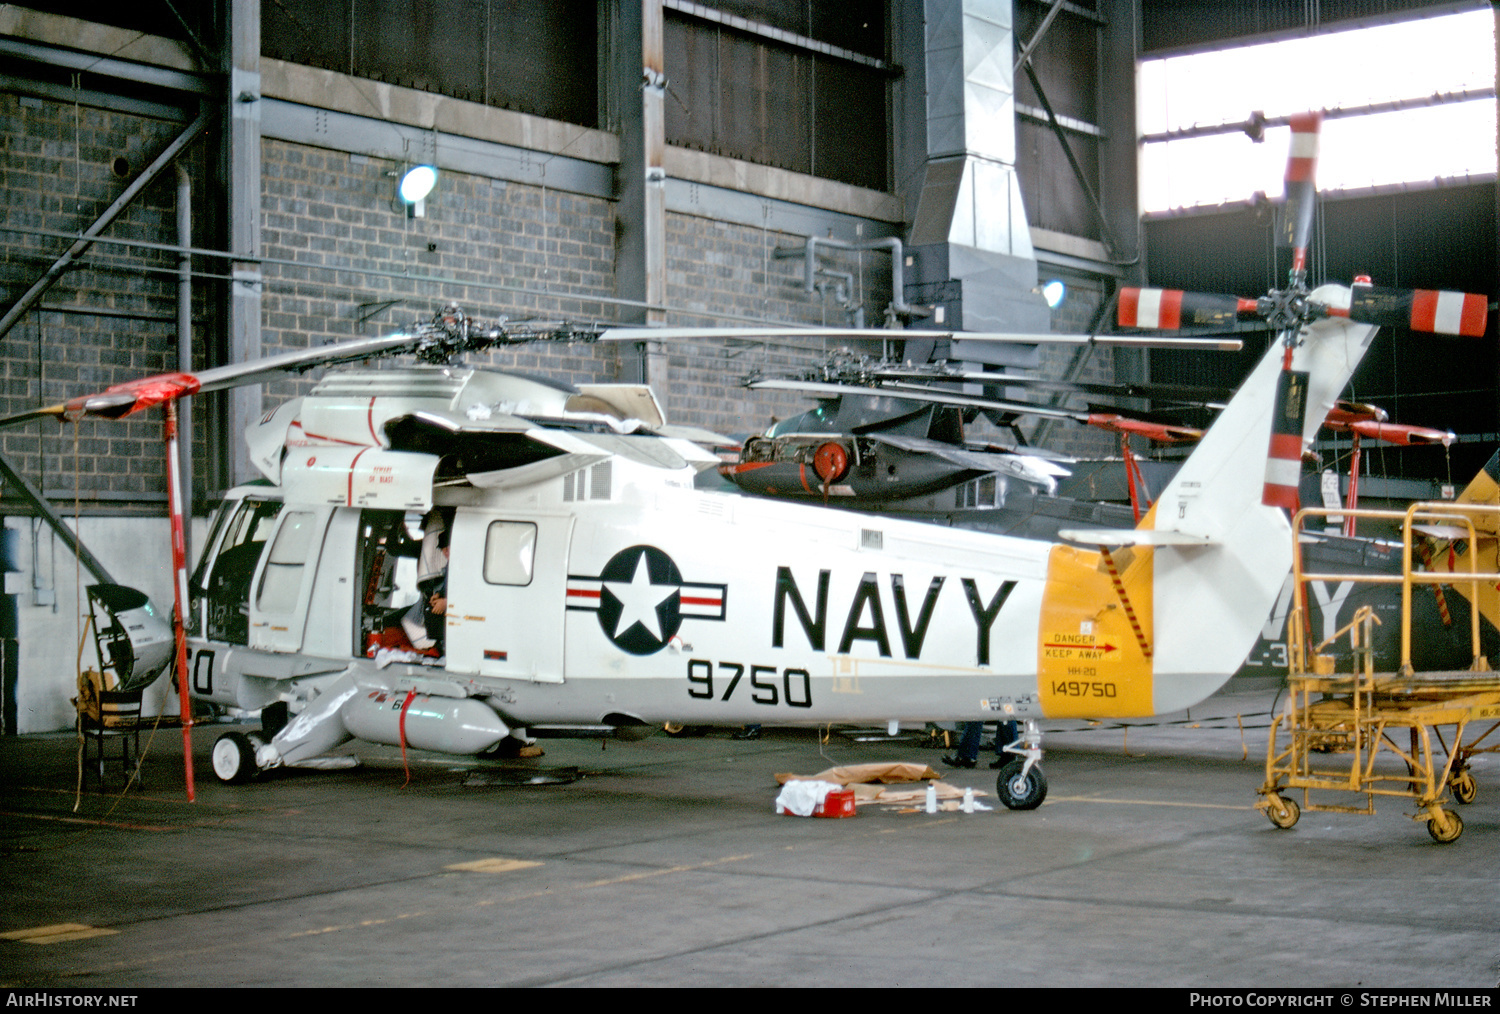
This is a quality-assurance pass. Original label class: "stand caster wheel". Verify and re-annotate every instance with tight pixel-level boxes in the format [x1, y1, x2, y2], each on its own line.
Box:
[1426, 809, 1463, 844]
[1265, 794, 1300, 829]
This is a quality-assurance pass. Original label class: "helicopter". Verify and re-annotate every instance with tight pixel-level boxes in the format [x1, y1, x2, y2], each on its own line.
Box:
[0, 289, 1381, 811]
[6, 113, 1489, 811]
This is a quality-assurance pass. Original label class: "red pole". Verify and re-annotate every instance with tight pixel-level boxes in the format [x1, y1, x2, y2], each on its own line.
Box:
[1343, 432, 1361, 538]
[164, 401, 196, 801]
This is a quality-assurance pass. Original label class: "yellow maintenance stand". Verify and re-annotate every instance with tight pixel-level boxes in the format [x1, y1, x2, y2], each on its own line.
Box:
[1257, 502, 1500, 843]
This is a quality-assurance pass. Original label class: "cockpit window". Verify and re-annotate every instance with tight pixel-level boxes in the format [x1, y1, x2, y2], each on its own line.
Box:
[201, 499, 284, 644]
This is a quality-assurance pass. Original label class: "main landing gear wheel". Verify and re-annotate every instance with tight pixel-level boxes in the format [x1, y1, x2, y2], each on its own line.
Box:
[1265, 794, 1300, 829]
[1449, 769, 1477, 805]
[212, 731, 259, 785]
[1426, 809, 1463, 844]
[995, 759, 1047, 810]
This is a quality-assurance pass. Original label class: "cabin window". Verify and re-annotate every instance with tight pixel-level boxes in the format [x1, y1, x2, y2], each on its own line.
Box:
[483, 521, 536, 586]
[256, 511, 318, 613]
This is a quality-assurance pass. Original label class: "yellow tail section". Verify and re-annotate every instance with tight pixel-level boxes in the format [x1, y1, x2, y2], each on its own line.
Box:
[1038, 540, 1156, 718]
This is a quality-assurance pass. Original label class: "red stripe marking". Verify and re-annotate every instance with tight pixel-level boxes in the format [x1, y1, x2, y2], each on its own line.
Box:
[1411, 289, 1440, 331]
[567, 588, 601, 600]
[1158, 290, 1183, 330]
[299, 428, 369, 446]
[367, 396, 380, 444]
[347, 446, 371, 505]
[680, 596, 721, 606]
[1099, 548, 1151, 659]
[1460, 293, 1488, 336]
[1268, 433, 1302, 458]
[1262, 483, 1300, 511]
[1118, 287, 1140, 327]
[798, 463, 813, 494]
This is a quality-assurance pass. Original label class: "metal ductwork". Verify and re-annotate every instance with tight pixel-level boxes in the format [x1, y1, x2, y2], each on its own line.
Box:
[899, 0, 1050, 364]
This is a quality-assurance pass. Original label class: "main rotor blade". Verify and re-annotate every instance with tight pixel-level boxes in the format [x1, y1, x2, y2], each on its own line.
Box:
[747, 378, 1082, 422]
[0, 332, 422, 430]
[600, 325, 1241, 351]
[869, 367, 1232, 405]
[1344, 420, 1455, 446]
[1085, 412, 1203, 444]
[1342, 284, 1489, 337]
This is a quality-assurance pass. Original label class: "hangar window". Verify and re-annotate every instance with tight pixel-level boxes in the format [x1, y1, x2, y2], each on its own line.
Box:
[1139, 7, 1496, 213]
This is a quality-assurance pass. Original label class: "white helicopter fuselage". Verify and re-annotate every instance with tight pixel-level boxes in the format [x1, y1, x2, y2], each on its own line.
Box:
[186, 287, 1377, 767]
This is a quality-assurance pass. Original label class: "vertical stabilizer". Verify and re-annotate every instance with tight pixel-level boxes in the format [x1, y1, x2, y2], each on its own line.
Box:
[1148, 284, 1379, 710]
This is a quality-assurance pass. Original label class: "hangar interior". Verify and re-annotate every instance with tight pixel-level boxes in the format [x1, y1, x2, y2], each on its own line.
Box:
[0, 0, 1495, 733]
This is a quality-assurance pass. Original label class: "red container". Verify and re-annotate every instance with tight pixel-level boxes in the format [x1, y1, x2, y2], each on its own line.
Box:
[815, 789, 857, 818]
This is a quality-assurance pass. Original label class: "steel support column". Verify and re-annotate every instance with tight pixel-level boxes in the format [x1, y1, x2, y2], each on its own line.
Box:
[224, 0, 262, 486]
[611, 0, 668, 393]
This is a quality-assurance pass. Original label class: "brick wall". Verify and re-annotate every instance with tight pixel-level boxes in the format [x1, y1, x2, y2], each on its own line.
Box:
[2, 111, 924, 506]
[0, 94, 214, 506]
[1031, 274, 1119, 460]
[259, 138, 893, 441]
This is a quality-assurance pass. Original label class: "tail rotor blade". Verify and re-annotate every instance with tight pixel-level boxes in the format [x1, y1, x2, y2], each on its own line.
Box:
[1280, 112, 1322, 281]
[1119, 287, 1256, 330]
[1263, 367, 1310, 511]
[1346, 283, 1489, 337]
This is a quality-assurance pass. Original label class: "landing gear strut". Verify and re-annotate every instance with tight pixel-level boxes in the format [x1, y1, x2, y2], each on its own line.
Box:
[995, 720, 1048, 810]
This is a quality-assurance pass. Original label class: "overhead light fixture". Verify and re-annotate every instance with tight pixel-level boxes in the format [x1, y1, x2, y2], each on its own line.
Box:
[1042, 280, 1066, 308]
[397, 165, 437, 217]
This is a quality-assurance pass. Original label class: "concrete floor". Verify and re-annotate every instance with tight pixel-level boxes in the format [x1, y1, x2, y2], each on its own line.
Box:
[1, 688, 1495, 988]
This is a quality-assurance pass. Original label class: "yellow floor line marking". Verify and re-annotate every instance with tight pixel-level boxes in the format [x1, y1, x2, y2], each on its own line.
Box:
[445, 857, 543, 874]
[2, 923, 119, 945]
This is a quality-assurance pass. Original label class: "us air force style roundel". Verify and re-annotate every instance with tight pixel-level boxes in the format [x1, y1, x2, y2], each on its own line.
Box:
[566, 545, 727, 655]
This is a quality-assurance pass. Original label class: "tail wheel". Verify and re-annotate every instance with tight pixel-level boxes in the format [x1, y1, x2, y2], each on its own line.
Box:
[211, 731, 258, 785]
[1265, 794, 1300, 829]
[1450, 769, 1477, 805]
[995, 759, 1047, 810]
[1426, 809, 1463, 844]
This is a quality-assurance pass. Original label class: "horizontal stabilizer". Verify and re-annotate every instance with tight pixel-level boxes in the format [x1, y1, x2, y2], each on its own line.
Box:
[1058, 528, 1218, 547]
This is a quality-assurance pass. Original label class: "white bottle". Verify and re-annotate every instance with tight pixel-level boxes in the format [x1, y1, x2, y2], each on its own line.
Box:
[925, 782, 937, 813]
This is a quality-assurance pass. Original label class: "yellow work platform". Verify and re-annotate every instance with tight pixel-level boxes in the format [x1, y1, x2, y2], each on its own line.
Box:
[1256, 503, 1500, 843]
